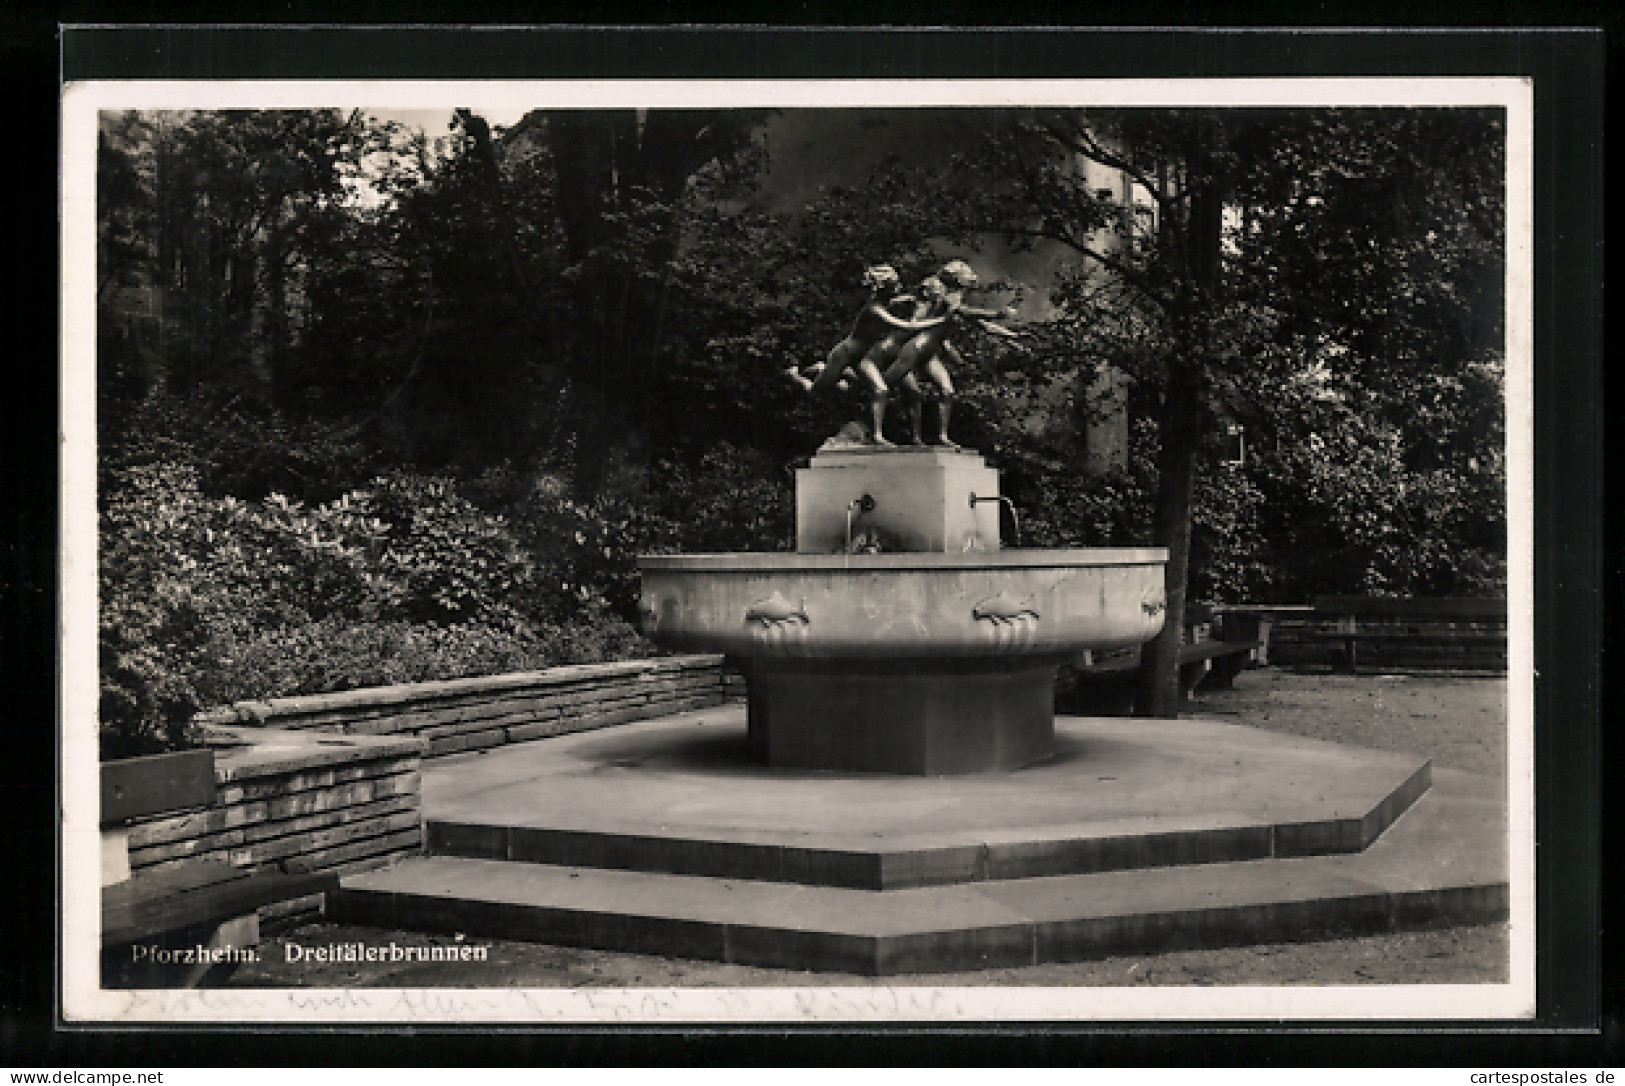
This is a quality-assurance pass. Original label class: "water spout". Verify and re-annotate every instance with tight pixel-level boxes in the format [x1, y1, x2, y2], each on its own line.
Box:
[846, 494, 876, 552]
[970, 493, 1020, 547]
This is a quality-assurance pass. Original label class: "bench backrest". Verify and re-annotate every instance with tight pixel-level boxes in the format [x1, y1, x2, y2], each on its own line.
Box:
[1311, 596, 1507, 621]
[101, 749, 217, 825]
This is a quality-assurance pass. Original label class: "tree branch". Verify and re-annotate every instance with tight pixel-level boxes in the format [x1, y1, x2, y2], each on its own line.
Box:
[980, 221, 1154, 298]
[1038, 113, 1168, 209]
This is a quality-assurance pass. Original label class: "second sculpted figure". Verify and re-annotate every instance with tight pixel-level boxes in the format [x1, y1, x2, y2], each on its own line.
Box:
[885, 260, 1021, 449]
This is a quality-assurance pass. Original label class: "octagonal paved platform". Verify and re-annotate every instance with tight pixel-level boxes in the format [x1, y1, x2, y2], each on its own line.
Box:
[334, 705, 1507, 975]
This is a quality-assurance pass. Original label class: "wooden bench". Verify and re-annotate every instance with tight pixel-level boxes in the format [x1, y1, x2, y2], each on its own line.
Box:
[1057, 604, 1261, 715]
[1296, 596, 1507, 673]
[101, 749, 339, 988]
[1179, 637, 1263, 692]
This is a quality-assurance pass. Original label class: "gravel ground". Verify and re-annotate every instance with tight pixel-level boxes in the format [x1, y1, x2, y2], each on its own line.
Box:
[1189, 667, 1507, 778]
[224, 668, 1511, 990]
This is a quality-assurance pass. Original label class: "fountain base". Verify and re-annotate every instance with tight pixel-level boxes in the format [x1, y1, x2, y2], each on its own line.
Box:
[336, 706, 1504, 977]
[741, 657, 1058, 775]
[641, 444, 1168, 776]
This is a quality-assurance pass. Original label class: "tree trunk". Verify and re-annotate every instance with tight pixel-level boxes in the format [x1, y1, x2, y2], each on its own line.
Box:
[1137, 115, 1223, 717]
[1137, 373, 1202, 717]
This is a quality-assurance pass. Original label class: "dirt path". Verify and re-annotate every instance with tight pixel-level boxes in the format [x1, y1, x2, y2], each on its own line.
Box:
[1188, 668, 1507, 778]
[224, 668, 1512, 990]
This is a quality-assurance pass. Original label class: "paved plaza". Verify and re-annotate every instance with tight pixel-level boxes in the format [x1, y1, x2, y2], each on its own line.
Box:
[225, 669, 1511, 987]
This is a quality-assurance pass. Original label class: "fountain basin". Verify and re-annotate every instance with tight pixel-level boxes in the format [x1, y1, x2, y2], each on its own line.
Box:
[639, 549, 1169, 659]
[639, 549, 1168, 774]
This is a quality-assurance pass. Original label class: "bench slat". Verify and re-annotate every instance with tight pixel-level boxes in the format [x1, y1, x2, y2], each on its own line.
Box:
[102, 750, 217, 824]
[1074, 640, 1258, 675]
[1311, 596, 1507, 620]
[1300, 631, 1506, 643]
[102, 860, 256, 910]
[1180, 640, 1262, 663]
[103, 862, 339, 947]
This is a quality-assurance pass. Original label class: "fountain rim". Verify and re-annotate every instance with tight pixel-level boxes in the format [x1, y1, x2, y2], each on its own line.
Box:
[640, 547, 1169, 571]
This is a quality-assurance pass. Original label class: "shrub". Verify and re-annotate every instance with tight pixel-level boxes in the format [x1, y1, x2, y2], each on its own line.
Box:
[1191, 460, 1276, 603]
[195, 611, 649, 705]
[507, 442, 793, 624]
[99, 461, 221, 757]
[1007, 418, 1157, 550]
[367, 471, 537, 624]
[99, 631, 204, 760]
[512, 481, 662, 624]
[102, 388, 375, 504]
[1246, 407, 1506, 600]
[97, 460, 648, 758]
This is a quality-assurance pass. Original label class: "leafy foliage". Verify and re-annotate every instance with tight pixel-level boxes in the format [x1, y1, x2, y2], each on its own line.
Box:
[96, 458, 647, 758]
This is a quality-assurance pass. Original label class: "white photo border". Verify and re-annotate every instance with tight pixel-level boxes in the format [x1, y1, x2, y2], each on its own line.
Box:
[60, 76, 1536, 1025]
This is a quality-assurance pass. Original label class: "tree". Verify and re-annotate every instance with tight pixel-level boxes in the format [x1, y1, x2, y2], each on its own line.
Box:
[101, 111, 385, 396]
[513, 109, 768, 491]
[940, 107, 1504, 714]
[97, 109, 423, 503]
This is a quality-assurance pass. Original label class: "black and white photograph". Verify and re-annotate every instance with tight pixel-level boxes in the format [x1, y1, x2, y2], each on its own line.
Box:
[59, 59, 1550, 1027]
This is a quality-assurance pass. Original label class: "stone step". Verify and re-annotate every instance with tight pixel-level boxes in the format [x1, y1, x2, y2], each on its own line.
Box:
[421, 710, 1435, 890]
[336, 771, 1506, 976]
[423, 755, 1428, 889]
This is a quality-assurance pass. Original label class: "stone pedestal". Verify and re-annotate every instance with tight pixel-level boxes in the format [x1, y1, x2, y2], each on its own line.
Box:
[343, 711, 1491, 976]
[779, 446, 1043, 772]
[796, 446, 1001, 555]
[743, 657, 1058, 775]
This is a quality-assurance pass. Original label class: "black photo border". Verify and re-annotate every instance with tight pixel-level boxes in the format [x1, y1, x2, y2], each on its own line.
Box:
[19, 22, 1607, 1066]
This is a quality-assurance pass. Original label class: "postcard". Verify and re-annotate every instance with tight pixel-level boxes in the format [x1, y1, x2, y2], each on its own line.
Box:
[61, 60, 1538, 1025]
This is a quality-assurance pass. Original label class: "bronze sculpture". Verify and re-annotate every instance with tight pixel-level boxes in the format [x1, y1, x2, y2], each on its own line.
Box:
[786, 265, 952, 446]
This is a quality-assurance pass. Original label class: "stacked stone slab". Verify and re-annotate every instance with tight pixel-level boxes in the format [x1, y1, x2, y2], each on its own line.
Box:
[193, 655, 740, 759]
[124, 730, 424, 886]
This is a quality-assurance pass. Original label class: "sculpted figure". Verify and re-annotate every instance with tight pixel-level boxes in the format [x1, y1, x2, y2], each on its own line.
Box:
[787, 264, 951, 446]
[885, 261, 1021, 449]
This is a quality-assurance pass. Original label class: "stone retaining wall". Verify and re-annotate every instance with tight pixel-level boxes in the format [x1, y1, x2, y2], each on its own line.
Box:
[194, 654, 742, 759]
[124, 729, 424, 882]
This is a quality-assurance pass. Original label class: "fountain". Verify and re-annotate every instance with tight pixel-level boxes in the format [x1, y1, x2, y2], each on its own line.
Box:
[639, 441, 1169, 774]
[336, 443, 1498, 979]
[331, 266, 1498, 978]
